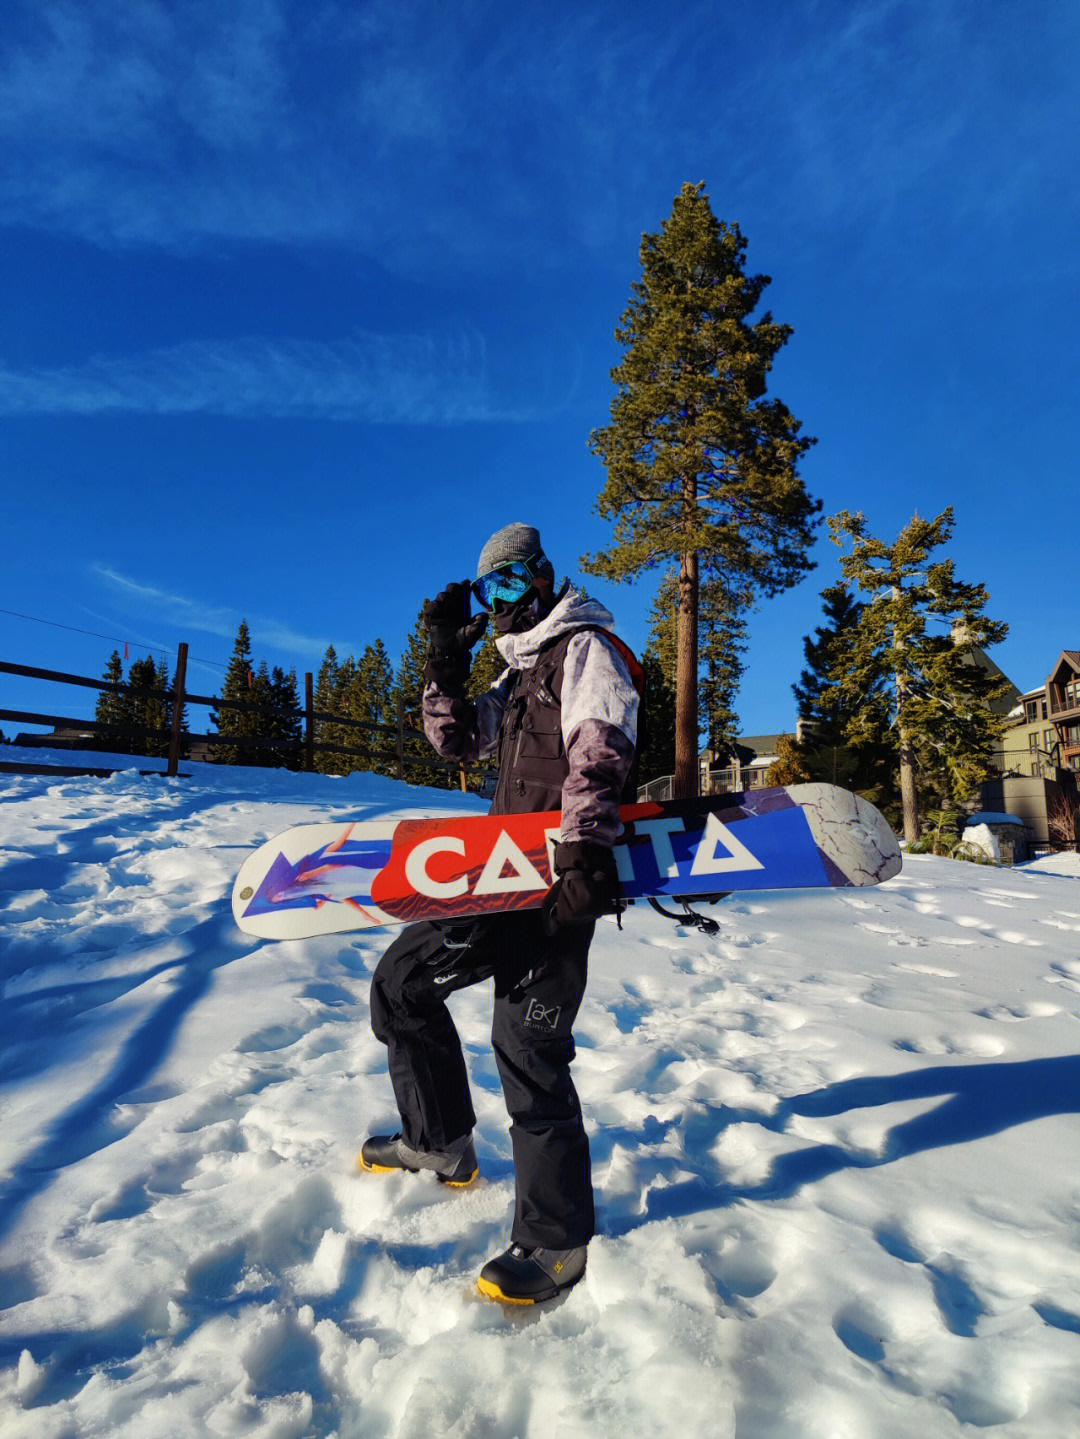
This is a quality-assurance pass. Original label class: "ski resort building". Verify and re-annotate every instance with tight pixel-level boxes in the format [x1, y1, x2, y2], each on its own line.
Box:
[984, 649, 1080, 847]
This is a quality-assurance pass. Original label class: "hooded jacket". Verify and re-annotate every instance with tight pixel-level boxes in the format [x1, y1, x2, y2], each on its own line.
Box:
[423, 585, 638, 846]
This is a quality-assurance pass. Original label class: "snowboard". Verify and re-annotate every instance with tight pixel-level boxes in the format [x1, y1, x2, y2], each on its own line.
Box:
[231, 782, 901, 941]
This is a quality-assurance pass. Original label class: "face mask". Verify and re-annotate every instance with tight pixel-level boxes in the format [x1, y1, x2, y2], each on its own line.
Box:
[492, 590, 543, 634]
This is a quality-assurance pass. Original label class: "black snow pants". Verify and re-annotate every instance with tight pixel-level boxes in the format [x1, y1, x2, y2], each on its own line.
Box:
[369, 909, 595, 1250]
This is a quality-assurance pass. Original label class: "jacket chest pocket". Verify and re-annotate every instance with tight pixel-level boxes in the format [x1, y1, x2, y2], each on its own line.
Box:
[515, 675, 564, 766]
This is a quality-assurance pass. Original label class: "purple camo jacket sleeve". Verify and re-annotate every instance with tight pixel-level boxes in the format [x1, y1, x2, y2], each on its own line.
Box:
[422, 672, 513, 763]
[561, 718, 635, 846]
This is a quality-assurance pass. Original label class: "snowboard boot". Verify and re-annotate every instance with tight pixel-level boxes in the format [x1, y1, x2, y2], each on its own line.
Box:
[358, 1132, 478, 1187]
[477, 1243, 587, 1304]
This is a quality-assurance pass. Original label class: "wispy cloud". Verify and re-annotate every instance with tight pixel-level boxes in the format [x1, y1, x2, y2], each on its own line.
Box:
[0, 331, 527, 422]
[2, 0, 1076, 274]
[93, 565, 335, 658]
[0, 0, 739, 266]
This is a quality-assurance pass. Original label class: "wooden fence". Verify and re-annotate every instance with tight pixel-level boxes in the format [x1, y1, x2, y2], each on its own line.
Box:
[0, 644, 466, 784]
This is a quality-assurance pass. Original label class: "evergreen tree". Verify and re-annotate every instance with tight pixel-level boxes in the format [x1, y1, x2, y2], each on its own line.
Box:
[349, 641, 396, 775]
[125, 655, 170, 758]
[250, 661, 277, 766]
[393, 611, 456, 790]
[584, 182, 819, 797]
[636, 644, 676, 786]
[468, 628, 505, 697]
[791, 582, 894, 800]
[829, 508, 1011, 841]
[767, 733, 811, 786]
[394, 607, 440, 788]
[313, 644, 340, 774]
[395, 615, 427, 707]
[95, 650, 130, 748]
[268, 667, 302, 769]
[649, 571, 747, 760]
[326, 655, 359, 775]
[211, 621, 259, 765]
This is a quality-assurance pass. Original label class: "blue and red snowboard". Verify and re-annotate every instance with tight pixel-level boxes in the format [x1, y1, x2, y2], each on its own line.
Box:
[232, 782, 901, 941]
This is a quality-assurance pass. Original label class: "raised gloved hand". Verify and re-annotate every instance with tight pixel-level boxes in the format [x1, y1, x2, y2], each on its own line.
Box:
[423, 582, 488, 691]
[541, 840, 621, 935]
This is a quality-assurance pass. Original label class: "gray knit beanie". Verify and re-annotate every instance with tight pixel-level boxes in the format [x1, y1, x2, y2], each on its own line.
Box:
[476, 523, 554, 580]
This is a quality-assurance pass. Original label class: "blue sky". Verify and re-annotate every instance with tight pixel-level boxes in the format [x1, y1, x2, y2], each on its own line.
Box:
[2, 0, 1078, 741]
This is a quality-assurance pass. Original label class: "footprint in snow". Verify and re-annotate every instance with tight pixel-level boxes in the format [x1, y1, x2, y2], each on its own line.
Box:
[893, 1034, 1006, 1057]
[1044, 961, 1080, 994]
[976, 1002, 1060, 1022]
[238, 1023, 307, 1053]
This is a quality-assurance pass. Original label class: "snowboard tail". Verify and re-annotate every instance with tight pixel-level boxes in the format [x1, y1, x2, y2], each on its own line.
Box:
[232, 783, 901, 941]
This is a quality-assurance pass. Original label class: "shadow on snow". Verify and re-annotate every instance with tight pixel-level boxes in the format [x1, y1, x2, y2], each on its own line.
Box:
[605, 1053, 1080, 1236]
[0, 907, 249, 1244]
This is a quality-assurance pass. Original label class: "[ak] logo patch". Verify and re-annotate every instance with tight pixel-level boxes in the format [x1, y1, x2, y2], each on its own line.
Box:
[524, 998, 562, 1032]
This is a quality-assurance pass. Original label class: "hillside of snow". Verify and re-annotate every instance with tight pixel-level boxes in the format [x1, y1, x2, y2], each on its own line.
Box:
[1, 755, 1079, 1438]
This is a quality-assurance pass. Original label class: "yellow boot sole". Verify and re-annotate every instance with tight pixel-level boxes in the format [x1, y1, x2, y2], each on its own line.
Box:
[476, 1276, 536, 1305]
[356, 1154, 478, 1187]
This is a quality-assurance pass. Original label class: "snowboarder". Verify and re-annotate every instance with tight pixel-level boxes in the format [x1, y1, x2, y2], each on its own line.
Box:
[361, 523, 640, 1303]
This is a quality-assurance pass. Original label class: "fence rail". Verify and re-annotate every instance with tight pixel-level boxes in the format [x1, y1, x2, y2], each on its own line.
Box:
[0, 646, 468, 785]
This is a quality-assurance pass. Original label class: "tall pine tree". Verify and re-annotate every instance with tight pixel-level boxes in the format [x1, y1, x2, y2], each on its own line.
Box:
[211, 621, 260, 766]
[126, 655, 170, 758]
[268, 667, 302, 769]
[350, 641, 396, 775]
[95, 650, 130, 747]
[829, 508, 1011, 841]
[393, 617, 433, 788]
[650, 572, 750, 759]
[791, 582, 894, 800]
[585, 183, 819, 796]
[636, 644, 676, 787]
[313, 644, 340, 775]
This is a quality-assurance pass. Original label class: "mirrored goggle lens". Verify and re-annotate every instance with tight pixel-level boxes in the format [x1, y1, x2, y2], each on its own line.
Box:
[472, 562, 534, 610]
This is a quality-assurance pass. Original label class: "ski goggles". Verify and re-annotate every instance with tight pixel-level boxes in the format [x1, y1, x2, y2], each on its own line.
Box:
[471, 556, 544, 611]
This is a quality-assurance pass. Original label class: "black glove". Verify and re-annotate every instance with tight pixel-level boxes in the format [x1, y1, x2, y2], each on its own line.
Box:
[423, 582, 488, 691]
[541, 840, 621, 936]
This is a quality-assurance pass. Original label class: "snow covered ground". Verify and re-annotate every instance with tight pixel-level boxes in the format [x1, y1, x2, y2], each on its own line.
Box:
[1, 754, 1078, 1439]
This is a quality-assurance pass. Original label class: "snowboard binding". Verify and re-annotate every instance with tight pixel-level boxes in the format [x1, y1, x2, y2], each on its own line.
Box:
[647, 894, 728, 935]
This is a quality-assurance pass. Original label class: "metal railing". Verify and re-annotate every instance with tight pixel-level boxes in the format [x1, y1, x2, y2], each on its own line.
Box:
[992, 747, 1065, 781]
[637, 766, 772, 803]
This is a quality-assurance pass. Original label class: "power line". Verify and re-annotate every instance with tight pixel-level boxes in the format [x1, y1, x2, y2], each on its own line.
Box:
[0, 606, 230, 672]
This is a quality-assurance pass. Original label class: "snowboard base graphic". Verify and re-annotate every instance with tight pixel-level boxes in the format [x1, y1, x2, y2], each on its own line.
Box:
[232, 783, 901, 941]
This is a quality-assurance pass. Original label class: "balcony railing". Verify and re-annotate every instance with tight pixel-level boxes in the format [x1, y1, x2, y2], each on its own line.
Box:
[993, 747, 1065, 781]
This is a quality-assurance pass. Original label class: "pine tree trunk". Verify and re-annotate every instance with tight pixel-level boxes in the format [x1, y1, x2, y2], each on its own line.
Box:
[893, 604, 920, 844]
[899, 723, 919, 844]
[674, 548, 699, 798]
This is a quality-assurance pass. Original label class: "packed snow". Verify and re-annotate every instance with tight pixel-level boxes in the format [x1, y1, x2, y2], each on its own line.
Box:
[1, 753, 1079, 1438]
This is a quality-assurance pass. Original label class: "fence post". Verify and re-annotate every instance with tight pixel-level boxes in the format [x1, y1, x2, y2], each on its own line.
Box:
[168, 642, 188, 777]
[305, 673, 315, 773]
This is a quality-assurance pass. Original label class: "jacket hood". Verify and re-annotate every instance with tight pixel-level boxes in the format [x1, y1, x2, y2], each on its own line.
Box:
[494, 584, 615, 669]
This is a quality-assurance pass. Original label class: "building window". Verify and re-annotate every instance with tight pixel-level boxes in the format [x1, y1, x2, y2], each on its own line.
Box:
[1025, 700, 1039, 722]
[1029, 731, 1041, 749]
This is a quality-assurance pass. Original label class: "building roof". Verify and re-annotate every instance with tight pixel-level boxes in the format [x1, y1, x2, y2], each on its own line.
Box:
[1048, 650, 1080, 685]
